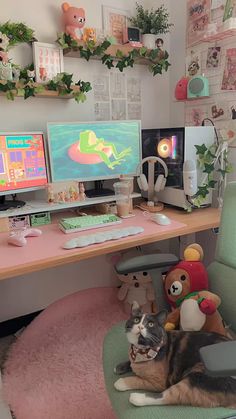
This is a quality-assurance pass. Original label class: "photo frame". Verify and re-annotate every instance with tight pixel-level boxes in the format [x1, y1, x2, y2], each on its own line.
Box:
[33, 42, 64, 84]
[102, 5, 130, 44]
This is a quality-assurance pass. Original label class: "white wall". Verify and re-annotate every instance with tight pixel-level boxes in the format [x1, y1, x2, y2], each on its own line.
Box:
[0, 0, 186, 321]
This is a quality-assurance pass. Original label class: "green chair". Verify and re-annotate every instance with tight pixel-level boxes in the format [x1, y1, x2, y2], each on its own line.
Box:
[103, 182, 236, 419]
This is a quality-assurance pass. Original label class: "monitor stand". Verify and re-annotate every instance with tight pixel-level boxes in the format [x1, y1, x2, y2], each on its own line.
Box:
[0, 195, 25, 211]
[86, 181, 114, 198]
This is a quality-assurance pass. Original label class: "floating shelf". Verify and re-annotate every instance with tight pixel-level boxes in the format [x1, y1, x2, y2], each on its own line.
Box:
[0, 81, 80, 99]
[63, 41, 153, 65]
[201, 27, 236, 43]
[175, 96, 210, 102]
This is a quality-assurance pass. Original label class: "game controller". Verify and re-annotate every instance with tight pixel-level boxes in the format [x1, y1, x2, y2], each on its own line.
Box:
[8, 228, 42, 247]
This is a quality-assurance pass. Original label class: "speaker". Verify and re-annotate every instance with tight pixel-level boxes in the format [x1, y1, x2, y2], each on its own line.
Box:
[136, 156, 168, 196]
[187, 75, 209, 99]
[175, 76, 189, 100]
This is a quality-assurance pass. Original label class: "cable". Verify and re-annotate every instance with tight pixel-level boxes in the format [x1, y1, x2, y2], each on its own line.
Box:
[201, 117, 219, 145]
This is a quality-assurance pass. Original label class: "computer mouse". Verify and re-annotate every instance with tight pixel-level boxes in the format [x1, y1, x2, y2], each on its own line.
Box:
[153, 213, 171, 226]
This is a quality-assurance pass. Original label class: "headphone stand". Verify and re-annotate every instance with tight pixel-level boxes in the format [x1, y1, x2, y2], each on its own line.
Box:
[139, 201, 164, 212]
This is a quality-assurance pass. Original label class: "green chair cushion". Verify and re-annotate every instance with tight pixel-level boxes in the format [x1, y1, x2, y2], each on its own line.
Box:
[103, 322, 236, 419]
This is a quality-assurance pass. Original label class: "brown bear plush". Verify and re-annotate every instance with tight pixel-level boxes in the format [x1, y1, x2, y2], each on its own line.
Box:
[164, 244, 227, 337]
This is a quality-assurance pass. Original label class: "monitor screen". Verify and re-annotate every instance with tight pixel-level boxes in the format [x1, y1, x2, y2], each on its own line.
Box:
[47, 121, 141, 182]
[0, 132, 48, 195]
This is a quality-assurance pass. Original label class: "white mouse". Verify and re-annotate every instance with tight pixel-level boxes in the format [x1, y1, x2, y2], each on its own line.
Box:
[153, 213, 171, 226]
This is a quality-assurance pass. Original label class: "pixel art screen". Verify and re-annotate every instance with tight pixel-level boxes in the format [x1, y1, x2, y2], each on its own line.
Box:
[0, 133, 48, 193]
[47, 121, 141, 182]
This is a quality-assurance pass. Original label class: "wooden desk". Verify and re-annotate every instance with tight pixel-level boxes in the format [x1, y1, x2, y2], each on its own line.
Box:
[0, 207, 220, 281]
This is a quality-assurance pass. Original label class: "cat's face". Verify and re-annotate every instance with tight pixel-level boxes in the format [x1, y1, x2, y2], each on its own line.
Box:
[125, 303, 167, 348]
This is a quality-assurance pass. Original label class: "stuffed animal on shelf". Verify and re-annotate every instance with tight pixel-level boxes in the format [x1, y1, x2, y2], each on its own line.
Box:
[61, 2, 86, 41]
[83, 28, 96, 43]
[164, 243, 228, 336]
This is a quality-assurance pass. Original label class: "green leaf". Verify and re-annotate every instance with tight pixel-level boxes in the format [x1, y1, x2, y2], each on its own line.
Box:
[24, 85, 35, 99]
[203, 163, 215, 174]
[195, 186, 209, 198]
[208, 180, 217, 188]
[116, 49, 123, 59]
[195, 144, 208, 155]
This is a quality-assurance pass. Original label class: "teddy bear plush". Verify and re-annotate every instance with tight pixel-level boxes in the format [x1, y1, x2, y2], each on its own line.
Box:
[164, 243, 227, 336]
[61, 2, 86, 41]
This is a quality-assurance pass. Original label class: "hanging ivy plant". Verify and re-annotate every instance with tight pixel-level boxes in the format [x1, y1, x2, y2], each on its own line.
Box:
[0, 64, 92, 103]
[57, 33, 171, 76]
[0, 21, 36, 47]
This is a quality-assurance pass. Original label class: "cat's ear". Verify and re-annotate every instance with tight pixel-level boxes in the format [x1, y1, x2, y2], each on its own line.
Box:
[131, 301, 142, 316]
[155, 310, 168, 326]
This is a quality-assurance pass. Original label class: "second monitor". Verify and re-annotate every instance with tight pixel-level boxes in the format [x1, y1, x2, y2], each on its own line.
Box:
[47, 120, 141, 197]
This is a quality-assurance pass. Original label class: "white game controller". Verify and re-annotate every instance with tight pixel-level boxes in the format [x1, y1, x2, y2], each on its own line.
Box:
[8, 228, 42, 247]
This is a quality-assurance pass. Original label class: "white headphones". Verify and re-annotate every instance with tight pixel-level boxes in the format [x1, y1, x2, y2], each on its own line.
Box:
[136, 156, 168, 194]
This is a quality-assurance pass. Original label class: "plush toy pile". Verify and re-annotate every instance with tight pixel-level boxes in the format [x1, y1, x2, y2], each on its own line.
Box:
[163, 243, 227, 336]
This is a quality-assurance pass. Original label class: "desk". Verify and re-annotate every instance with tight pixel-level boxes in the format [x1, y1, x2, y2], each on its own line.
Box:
[0, 207, 220, 281]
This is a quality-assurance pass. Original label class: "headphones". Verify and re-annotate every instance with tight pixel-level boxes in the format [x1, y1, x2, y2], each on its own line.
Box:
[136, 156, 168, 194]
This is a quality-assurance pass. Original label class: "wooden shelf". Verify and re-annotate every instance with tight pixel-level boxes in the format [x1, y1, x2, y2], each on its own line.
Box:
[175, 96, 210, 102]
[63, 41, 151, 65]
[0, 81, 80, 99]
[201, 27, 236, 43]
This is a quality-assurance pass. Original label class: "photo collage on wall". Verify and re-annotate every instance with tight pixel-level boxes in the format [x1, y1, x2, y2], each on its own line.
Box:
[187, 0, 211, 46]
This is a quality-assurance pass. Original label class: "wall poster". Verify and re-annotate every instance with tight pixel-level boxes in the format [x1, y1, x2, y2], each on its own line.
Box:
[187, 0, 211, 47]
[222, 48, 236, 91]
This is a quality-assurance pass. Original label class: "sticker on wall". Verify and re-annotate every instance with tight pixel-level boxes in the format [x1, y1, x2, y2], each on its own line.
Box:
[186, 51, 202, 76]
[222, 48, 236, 91]
[187, 0, 211, 46]
[186, 107, 205, 126]
[230, 104, 236, 120]
[209, 102, 228, 120]
[206, 46, 221, 69]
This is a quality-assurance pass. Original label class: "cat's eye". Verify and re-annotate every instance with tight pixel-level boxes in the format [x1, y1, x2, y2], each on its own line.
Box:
[143, 272, 148, 276]
[148, 321, 154, 327]
[181, 275, 186, 281]
[134, 317, 140, 324]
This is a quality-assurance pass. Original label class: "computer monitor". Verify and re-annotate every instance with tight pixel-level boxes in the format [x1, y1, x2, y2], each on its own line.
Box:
[47, 120, 142, 196]
[0, 132, 48, 210]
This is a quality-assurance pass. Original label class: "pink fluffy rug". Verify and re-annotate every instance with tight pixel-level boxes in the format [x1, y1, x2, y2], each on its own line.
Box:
[3, 287, 127, 419]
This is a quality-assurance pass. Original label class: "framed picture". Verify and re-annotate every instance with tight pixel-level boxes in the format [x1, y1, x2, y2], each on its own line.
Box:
[33, 42, 64, 84]
[102, 5, 130, 44]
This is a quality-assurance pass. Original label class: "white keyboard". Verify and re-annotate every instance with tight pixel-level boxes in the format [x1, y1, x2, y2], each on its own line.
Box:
[63, 226, 144, 249]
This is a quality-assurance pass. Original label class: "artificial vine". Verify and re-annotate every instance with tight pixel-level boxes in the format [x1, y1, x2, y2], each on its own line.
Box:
[0, 66, 92, 102]
[57, 33, 171, 76]
[191, 142, 233, 208]
[0, 21, 36, 46]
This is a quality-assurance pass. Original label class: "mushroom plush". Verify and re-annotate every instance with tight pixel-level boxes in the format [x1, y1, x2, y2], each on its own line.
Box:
[164, 243, 227, 336]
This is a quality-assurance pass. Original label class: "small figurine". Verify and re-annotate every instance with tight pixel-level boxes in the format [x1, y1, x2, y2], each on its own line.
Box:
[47, 185, 55, 203]
[61, 2, 86, 41]
[79, 182, 86, 200]
[27, 69, 35, 82]
[83, 28, 96, 43]
[0, 32, 10, 52]
[12, 66, 21, 81]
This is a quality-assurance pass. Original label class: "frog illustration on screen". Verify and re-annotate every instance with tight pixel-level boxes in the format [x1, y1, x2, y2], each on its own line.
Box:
[79, 130, 132, 169]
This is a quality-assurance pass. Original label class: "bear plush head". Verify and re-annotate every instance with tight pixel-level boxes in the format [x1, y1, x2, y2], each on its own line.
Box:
[61, 2, 86, 39]
[164, 243, 208, 308]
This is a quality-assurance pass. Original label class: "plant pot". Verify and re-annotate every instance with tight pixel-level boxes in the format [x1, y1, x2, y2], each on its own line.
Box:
[142, 34, 156, 49]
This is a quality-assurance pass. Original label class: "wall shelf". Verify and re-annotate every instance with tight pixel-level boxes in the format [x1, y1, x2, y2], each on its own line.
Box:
[201, 27, 236, 43]
[0, 81, 80, 99]
[63, 42, 153, 65]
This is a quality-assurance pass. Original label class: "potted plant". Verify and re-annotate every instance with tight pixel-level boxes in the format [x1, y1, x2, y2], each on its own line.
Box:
[129, 3, 173, 49]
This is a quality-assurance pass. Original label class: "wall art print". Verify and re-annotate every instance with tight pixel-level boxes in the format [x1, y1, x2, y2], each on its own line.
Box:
[187, 0, 211, 47]
[221, 48, 236, 91]
[206, 46, 221, 69]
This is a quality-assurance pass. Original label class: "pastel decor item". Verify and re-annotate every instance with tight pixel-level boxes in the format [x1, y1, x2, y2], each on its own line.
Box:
[0, 62, 12, 81]
[83, 27, 96, 43]
[187, 75, 209, 99]
[61, 2, 86, 41]
[163, 243, 228, 336]
[175, 76, 189, 100]
[142, 33, 156, 49]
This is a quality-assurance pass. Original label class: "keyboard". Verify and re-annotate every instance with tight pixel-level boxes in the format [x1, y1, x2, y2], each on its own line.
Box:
[63, 226, 144, 249]
[59, 214, 122, 234]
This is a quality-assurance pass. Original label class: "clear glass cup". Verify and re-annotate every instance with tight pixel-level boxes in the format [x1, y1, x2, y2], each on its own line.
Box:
[113, 181, 130, 217]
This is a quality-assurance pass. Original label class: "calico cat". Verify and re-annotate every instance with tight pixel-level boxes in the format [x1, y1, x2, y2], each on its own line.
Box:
[114, 302, 236, 408]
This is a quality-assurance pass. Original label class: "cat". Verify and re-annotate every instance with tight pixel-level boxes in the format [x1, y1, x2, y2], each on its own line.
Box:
[114, 302, 236, 408]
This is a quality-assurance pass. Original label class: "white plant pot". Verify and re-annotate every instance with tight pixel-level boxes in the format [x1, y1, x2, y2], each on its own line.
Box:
[142, 34, 156, 49]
